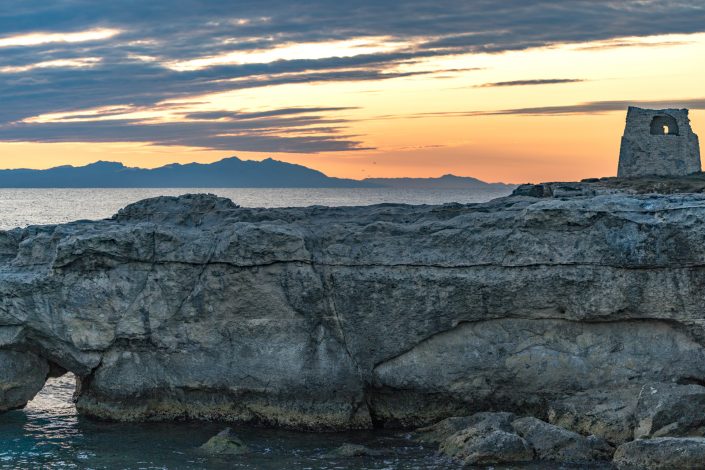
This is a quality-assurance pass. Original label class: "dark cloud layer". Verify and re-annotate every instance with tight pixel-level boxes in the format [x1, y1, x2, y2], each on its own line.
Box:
[476, 79, 585, 88]
[480, 99, 705, 116]
[404, 99, 705, 119]
[0, 1, 704, 152]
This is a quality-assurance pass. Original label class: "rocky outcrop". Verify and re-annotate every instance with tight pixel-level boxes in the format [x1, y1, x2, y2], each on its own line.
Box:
[548, 387, 640, 445]
[438, 413, 533, 466]
[198, 428, 249, 455]
[4, 191, 705, 430]
[614, 437, 705, 469]
[634, 382, 705, 439]
[511, 417, 613, 463]
[432, 412, 613, 466]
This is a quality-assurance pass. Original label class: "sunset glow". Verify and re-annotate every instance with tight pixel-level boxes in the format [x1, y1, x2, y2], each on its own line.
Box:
[1, 2, 704, 183]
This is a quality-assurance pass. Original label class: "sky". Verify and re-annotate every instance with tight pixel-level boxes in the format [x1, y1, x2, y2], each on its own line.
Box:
[0, 1, 704, 183]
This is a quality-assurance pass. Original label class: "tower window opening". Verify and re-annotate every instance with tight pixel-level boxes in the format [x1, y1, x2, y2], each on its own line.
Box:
[650, 115, 679, 135]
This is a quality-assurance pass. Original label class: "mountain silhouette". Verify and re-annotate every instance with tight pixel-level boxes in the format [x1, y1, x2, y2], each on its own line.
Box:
[0, 157, 512, 189]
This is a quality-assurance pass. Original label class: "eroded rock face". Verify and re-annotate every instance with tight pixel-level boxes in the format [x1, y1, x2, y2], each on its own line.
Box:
[634, 382, 705, 439]
[4, 192, 705, 429]
[614, 437, 705, 469]
[438, 414, 533, 466]
[0, 350, 48, 412]
[548, 387, 639, 445]
[511, 417, 614, 463]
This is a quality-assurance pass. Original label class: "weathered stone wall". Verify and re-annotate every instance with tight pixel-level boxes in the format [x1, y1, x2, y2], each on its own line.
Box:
[617, 106, 701, 177]
[3, 193, 705, 429]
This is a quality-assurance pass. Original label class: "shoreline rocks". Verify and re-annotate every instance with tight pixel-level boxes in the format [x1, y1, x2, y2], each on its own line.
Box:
[3, 191, 705, 432]
[198, 428, 249, 456]
[614, 437, 705, 469]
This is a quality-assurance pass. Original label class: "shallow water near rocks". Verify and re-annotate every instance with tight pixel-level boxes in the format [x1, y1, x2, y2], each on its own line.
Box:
[0, 376, 612, 470]
[0, 376, 449, 469]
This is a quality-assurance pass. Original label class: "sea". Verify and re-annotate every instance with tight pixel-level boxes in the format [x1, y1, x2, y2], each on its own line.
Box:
[0, 187, 538, 470]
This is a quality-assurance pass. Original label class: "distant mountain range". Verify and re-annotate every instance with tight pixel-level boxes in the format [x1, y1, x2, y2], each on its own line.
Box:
[0, 157, 515, 189]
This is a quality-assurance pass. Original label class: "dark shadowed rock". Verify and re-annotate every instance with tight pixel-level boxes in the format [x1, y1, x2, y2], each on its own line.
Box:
[440, 429, 534, 466]
[511, 417, 614, 463]
[634, 382, 705, 439]
[548, 387, 639, 445]
[437, 412, 532, 465]
[199, 428, 248, 455]
[0, 350, 49, 412]
[614, 437, 705, 469]
[415, 412, 516, 444]
[322, 443, 383, 458]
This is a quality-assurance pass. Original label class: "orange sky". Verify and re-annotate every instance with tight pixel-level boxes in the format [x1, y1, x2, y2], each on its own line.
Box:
[2, 32, 704, 183]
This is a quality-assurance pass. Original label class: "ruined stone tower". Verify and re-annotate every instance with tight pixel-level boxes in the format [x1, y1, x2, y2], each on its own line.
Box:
[617, 107, 701, 177]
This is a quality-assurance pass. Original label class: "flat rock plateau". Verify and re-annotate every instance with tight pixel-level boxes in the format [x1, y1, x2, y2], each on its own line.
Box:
[6, 178, 705, 467]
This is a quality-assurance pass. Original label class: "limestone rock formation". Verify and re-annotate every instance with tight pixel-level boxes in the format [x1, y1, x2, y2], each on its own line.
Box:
[5, 192, 705, 430]
[617, 106, 701, 177]
[613, 437, 705, 469]
[633, 382, 705, 439]
[438, 413, 533, 466]
[198, 428, 249, 455]
[548, 387, 639, 445]
[415, 413, 516, 445]
[511, 417, 614, 463]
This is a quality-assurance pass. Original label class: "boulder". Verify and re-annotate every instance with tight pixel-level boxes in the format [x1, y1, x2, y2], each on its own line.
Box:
[440, 429, 533, 466]
[548, 387, 639, 445]
[634, 382, 705, 439]
[511, 417, 614, 463]
[415, 412, 516, 444]
[198, 428, 248, 456]
[613, 437, 705, 469]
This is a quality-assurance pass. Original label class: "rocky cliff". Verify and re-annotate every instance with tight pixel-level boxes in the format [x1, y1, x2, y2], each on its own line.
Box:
[3, 191, 705, 433]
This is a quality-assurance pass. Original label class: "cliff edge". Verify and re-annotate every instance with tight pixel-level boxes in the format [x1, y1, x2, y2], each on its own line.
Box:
[3, 191, 705, 432]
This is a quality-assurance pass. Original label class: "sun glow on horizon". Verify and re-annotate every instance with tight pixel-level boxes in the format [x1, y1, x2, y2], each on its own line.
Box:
[3, 29, 705, 183]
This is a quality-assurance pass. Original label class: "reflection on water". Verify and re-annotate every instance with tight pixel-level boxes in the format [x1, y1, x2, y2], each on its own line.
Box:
[0, 375, 450, 469]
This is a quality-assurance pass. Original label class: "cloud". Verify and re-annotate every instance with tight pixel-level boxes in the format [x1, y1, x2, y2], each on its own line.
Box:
[183, 107, 356, 121]
[0, 1, 703, 152]
[0, 28, 119, 47]
[406, 99, 705, 119]
[0, 107, 366, 153]
[482, 99, 705, 116]
[476, 79, 585, 88]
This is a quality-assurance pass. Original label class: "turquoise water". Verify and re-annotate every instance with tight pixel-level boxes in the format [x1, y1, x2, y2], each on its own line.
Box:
[0, 376, 448, 469]
[0, 188, 513, 469]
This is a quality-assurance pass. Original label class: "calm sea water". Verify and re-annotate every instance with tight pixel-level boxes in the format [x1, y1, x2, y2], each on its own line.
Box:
[0, 188, 513, 470]
[0, 187, 512, 231]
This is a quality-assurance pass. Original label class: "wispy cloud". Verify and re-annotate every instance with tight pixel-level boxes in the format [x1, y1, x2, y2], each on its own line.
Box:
[476, 79, 585, 88]
[0, 28, 119, 47]
[405, 98, 705, 119]
[0, 1, 704, 152]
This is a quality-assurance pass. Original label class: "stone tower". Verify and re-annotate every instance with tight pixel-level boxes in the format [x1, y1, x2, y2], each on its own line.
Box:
[617, 106, 701, 177]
